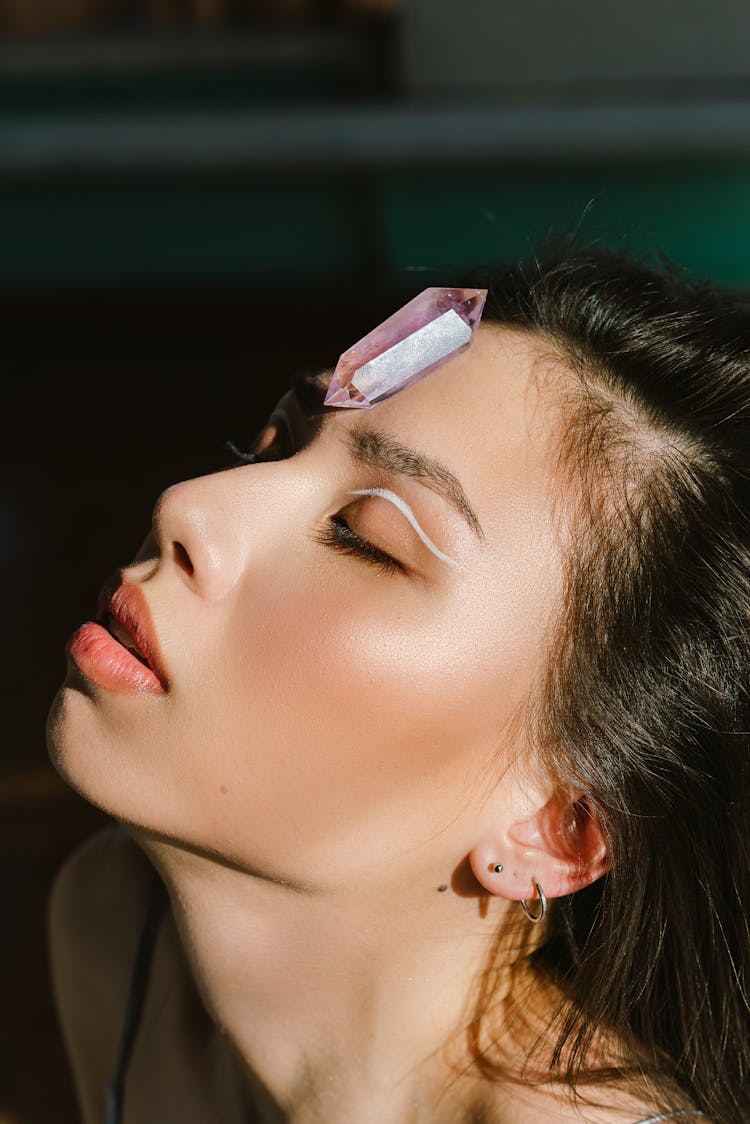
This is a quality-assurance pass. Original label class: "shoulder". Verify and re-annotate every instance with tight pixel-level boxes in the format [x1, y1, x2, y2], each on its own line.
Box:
[484, 1081, 712, 1124]
[49, 818, 159, 918]
[48, 822, 165, 1124]
[48, 820, 162, 984]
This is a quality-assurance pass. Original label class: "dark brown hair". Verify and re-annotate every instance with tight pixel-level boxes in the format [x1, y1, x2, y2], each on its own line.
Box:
[472, 241, 750, 1123]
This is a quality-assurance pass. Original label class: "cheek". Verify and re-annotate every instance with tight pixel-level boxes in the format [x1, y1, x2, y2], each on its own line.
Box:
[213, 562, 546, 833]
[49, 531, 559, 878]
[119, 505, 561, 878]
[208, 600, 473, 867]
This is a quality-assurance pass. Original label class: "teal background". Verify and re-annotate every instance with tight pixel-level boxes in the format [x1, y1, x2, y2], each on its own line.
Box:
[3, 17, 750, 295]
[2, 157, 750, 290]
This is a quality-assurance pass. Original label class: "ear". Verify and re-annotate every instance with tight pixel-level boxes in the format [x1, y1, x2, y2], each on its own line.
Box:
[469, 791, 609, 902]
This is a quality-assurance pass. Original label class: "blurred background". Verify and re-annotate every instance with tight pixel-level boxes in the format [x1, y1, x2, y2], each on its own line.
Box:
[4, 2, 750, 1120]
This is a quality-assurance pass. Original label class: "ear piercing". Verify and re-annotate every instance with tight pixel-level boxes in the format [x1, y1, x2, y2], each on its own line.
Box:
[520, 880, 547, 923]
[492, 865, 547, 923]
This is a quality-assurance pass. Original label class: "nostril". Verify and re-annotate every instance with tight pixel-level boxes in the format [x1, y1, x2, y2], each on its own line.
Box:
[173, 541, 194, 577]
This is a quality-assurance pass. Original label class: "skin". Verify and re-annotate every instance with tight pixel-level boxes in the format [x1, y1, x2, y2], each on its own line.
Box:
[47, 326, 651, 1124]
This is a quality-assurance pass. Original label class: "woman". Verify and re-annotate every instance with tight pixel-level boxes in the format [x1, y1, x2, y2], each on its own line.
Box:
[46, 241, 749, 1123]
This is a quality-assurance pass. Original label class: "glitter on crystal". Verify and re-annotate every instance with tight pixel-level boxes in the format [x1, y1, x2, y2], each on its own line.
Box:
[324, 287, 488, 409]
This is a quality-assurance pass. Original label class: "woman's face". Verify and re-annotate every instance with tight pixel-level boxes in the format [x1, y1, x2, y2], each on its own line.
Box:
[48, 325, 565, 891]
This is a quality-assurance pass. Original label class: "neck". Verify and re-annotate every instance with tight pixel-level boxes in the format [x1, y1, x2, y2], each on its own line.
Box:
[135, 832, 524, 1124]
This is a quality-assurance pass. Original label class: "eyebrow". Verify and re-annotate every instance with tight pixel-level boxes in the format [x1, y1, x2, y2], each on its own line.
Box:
[341, 426, 485, 541]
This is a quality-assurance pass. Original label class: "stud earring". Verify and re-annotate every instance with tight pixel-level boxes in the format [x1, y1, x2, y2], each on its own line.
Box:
[492, 863, 504, 873]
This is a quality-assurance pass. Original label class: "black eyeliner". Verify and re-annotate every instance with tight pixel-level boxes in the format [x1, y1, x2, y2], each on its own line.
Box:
[314, 517, 403, 576]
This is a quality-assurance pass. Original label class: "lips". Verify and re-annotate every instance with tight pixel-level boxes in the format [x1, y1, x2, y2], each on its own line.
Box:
[67, 577, 168, 696]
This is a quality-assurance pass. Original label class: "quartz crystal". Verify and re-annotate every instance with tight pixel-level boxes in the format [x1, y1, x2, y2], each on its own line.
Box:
[323, 287, 488, 408]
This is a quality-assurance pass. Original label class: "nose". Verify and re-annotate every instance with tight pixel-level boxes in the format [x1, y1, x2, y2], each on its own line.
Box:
[148, 466, 260, 602]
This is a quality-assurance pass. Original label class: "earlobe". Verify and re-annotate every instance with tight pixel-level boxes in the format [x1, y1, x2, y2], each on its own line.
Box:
[469, 793, 609, 903]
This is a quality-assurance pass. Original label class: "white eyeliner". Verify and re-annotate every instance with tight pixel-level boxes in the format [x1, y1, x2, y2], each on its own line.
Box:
[349, 488, 459, 568]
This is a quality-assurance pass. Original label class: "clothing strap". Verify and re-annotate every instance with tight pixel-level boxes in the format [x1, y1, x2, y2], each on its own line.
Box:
[100, 875, 706, 1124]
[104, 872, 168, 1124]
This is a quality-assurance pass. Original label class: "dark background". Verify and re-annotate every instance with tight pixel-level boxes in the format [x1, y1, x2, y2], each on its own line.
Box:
[5, 2, 750, 1120]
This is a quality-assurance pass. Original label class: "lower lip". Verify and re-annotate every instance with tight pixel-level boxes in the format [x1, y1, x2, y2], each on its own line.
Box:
[68, 622, 165, 696]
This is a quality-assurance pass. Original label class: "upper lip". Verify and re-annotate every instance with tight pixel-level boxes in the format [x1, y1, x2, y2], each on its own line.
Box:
[96, 574, 169, 689]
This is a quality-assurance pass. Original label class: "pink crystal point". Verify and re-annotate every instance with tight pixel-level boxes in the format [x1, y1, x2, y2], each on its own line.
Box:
[323, 287, 488, 408]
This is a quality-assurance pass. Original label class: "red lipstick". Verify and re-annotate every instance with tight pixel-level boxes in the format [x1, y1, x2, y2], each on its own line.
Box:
[68, 579, 168, 696]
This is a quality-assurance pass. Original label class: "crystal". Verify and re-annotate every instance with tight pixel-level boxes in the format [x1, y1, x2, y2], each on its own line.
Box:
[323, 287, 488, 409]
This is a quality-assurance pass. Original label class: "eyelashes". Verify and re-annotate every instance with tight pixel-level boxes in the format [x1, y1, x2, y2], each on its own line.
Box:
[247, 413, 296, 463]
[349, 487, 457, 568]
[228, 371, 330, 466]
[227, 415, 403, 573]
[231, 407, 446, 578]
[226, 429, 403, 574]
[312, 516, 404, 576]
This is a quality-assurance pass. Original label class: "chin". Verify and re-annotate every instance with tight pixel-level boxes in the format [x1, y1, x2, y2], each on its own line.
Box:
[45, 682, 122, 822]
[46, 681, 201, 855]
[47, 684, 94, 800]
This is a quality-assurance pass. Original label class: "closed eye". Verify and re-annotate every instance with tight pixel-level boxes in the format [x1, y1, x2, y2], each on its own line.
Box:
[226, 365, 330, 466]
[225, 416, 295, 466]
[313, 516, 404, 576]
[349, 488, 458, 568]
[252, 408, 297, 462]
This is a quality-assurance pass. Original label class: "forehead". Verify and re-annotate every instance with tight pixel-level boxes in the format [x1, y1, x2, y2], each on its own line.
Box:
[331, 324, 566, 536]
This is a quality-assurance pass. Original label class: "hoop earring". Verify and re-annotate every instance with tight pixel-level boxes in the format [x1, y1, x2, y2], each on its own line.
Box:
[520, 880, 547, 923]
